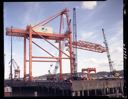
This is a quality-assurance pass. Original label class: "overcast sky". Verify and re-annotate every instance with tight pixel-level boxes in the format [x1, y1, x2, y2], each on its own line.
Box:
[4, 0, 123, 79]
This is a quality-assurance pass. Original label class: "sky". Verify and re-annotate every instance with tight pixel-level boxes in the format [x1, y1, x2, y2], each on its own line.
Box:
[4, 0, 123, 79]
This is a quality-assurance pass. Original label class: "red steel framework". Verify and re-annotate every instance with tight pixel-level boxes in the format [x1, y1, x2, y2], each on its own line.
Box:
[82, 68, 96, 80]
[6, 8, 106, 81]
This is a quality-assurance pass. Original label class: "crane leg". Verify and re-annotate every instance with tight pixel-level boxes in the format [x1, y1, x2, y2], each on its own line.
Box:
[29, 26, 32, 81]
[24, 36, 26, 81]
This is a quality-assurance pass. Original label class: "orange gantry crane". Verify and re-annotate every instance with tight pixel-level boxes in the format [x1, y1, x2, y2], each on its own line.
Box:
[6, 8, 106, 81]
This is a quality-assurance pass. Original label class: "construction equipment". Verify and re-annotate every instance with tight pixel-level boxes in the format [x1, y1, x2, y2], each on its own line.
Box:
[33, 26, 53, 33]
[47, 64, 58, 80]
[48, 64, 53, 75]
[9, 59, 20, 80]
[112, 62, 120, 78]
[66, 40, 106, 53]
[102, 28, 120, 78]
[73, 8, 78, 79]
[102, 28, 114, 77]
[112, 69, 120, 78]
[72, 8, 105, 80]
[82, 68, 96, 80]
[48, 39, 66, 80]
[6, 8, 106, 81]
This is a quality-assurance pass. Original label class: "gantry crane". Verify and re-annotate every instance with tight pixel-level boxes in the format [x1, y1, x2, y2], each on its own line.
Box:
[82, 68, 96, 80]
[6, 8, 72, 81]
[6, 8, 106, 81]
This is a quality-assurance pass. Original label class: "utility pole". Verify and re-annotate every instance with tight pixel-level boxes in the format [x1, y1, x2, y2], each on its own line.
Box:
[102, 28, 113, 77]
[73, 8, 78, 79]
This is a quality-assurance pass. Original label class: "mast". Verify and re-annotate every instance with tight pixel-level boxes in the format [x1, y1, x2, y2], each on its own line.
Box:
[73, 8, 78, 78]
[102, 28, 113, 77]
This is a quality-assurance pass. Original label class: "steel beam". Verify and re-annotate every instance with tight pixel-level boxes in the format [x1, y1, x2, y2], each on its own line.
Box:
[30, 39, 55, 57]
[65, 11, 73, 75]
[32, 9, 68, 28]
[6, 27, 68, 40]
[26, 60, 59, 62]
[59, 14, 63, 80]
[32, 30, 70, 58]
[24, 36, 26, 81]
[32, 56, 69, 59]
[69, 33, 73, 74]
[29, 26, 32, 81]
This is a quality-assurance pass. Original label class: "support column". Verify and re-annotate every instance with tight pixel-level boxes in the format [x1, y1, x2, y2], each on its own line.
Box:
[34, 91, 37, 97]
[82, 90, 84, 96]
[72, 91, 75, 96]
[104, 88, 106, 95]
[116, 87, 119, 96]
[94, 89, 97, 96]
[29, 25, 32, 81]
[106, 88, 109, 94]
[77, 91, 80, 96]
[69, 33, 73, 75]
[59, 15, 63, 80]
[112, 88, 114, 94]
[121, 83, 124, 95]
[59, 41, 62, 80]
[24, 36, 26, 81]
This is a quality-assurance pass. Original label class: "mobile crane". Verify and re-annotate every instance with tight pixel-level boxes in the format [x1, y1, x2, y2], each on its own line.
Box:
[102, 28, 119, 78]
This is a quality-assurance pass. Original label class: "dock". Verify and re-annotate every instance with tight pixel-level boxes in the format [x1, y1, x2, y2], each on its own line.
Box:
[4, 78, 124, 97]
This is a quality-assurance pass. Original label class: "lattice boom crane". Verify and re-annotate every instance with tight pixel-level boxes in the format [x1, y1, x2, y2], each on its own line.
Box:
[102, 28, 114, 76]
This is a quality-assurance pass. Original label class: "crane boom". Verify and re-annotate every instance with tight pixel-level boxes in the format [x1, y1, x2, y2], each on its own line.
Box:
[66, 40, 106, 53]
[102, 28, 113, 75]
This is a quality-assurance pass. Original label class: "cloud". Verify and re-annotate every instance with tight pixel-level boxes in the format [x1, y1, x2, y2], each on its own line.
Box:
[75, 6, 80, 9]
[79, 31, 95, 40]
[83, 58, 107, 67]
[4, 7, 7, 19]
[78, 57, 110, 72]
[81, 1, 97, 10]
[109, 21, 123, 43]
[109, 20, 123, 53]
[22, 2, 42, 27]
